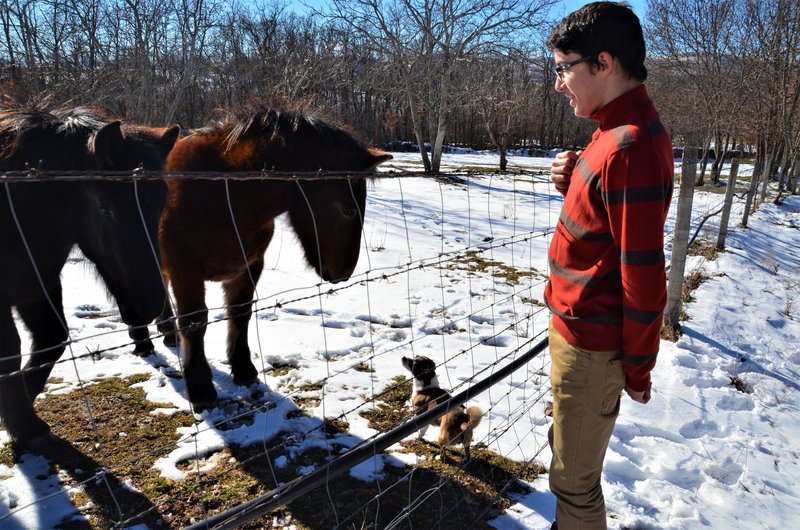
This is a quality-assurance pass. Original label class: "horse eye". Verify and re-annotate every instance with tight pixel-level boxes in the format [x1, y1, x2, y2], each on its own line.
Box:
[98, 204, 114, 218]
[341, 206, 356, 218]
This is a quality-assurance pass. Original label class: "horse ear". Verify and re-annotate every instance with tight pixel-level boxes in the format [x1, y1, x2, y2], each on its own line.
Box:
[160, 125, 180, 153]
[93, 121, 124, 164]
[365, 149, 392, 170]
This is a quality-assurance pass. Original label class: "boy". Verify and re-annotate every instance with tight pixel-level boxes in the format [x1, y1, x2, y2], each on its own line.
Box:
[544, 3, 674, 528]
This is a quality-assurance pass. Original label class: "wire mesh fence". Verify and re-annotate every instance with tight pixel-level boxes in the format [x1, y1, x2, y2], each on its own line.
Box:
[0, 161, 557, 529]
[0, 157, 759, 529]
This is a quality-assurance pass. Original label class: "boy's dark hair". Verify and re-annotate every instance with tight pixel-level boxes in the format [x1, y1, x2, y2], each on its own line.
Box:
[546, 1, 647, 82]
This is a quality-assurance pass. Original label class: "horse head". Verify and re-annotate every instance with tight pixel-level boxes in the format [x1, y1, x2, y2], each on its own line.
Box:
[78, 118, 179, 326]
[288, 148, 392, 283]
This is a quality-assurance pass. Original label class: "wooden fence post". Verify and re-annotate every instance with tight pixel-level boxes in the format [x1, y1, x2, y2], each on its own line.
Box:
[665, 146, 697, 332]
[716, 156, 739, 250]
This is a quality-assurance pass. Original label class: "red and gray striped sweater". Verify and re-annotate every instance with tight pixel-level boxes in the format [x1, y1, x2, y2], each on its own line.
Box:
[544, 84, 674, 392]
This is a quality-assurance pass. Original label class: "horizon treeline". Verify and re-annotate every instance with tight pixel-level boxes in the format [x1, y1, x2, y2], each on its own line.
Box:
[1, 0, 797, 177]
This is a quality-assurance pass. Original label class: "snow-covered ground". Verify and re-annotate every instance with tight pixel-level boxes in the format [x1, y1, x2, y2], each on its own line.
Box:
[1, 151, 798, 529]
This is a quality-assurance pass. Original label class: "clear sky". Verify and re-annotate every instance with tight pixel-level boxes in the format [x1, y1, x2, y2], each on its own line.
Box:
[554, 0, 646, 20]
[291, 1, 647, 21]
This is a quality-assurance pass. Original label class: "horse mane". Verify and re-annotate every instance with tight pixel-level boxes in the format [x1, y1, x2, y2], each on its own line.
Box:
[0, 100, 115, 168]
[0, 100, 111, 135]
[191, 107, 368, 155]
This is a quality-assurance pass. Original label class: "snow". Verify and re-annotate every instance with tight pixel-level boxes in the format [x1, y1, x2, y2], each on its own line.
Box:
[1, 150, 799, 529]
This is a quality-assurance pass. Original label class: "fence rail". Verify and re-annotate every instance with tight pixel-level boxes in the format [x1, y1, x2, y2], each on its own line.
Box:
[184, 335, 549, 530]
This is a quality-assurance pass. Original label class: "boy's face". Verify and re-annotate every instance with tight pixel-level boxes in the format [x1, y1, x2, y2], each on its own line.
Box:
[553, 50, 604, 119]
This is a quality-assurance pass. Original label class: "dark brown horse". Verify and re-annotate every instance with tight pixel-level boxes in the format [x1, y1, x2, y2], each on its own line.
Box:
[0, 103, 178, 447]
[159, 108, 391, 410]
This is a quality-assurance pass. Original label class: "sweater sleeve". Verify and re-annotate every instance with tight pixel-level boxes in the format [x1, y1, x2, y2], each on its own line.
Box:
[603, 145, 670, 392]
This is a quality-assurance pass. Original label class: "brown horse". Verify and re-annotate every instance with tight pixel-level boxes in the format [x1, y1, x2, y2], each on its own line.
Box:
[159, 108, 391, 410]
[0, 102, 178, 447]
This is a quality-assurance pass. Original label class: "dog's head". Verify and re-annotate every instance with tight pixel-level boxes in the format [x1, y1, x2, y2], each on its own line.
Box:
[401, 355, 437, 384]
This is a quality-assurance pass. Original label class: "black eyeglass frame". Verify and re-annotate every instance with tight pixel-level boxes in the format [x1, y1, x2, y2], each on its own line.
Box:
[554, 56, 595, 80]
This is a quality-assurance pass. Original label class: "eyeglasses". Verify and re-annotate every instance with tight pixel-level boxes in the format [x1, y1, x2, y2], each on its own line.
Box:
[554, 56, 594, 80]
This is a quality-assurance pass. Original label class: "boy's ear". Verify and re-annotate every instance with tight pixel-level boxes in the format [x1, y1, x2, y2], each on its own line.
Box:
[595, 51, 617, 77]
[596, 51, 611, 71]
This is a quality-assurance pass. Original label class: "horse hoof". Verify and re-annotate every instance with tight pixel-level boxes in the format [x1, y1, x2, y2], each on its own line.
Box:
[132, 340, 155, 357]
[233, 374, 259, 388]
[232, 361, 259, 388]
[162, 333, 179, 348]
[191, 399, 217, 413]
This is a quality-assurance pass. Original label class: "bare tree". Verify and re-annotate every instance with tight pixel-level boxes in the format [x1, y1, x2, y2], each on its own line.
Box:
[646, 0, 749, 186]
[464, 50, 535, 170]
[326, 0, 553, 173]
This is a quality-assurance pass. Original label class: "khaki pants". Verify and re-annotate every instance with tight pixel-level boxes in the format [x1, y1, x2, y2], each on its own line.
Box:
[548, 324, 625, 530]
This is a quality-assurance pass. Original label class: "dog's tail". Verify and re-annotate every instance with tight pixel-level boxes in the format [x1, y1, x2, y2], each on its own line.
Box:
[462, 406, 483, 432]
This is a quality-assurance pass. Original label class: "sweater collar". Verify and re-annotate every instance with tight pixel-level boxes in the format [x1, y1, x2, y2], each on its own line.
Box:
[590, 84, 650, 132]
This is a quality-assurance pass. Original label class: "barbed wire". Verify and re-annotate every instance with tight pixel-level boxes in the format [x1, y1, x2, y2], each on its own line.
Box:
[0, 228, 550, 380]
[0, 167, 551, 183]
[3, 166, 553, 529]
[106, 324, 551, 528]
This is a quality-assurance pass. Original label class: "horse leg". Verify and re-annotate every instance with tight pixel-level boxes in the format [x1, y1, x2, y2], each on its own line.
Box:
[130, 273, 176, 355]
[222, 259, 263, 387]
[16, 289, 69, 399]
[157, 301, 178, 348]
[157, 272, 178, 348]
[171, 273, 216, 410]
[0, 305, 52, 448]
[128, 325, 155, 356]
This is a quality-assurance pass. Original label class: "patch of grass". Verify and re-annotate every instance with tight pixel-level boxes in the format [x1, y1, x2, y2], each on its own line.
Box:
[0, 444, 16, 467]
[688, 241, 719, 260]
[226, 439, 545, 530]
[660, 322, 682, 342]
[360, 376, 412, 432]
[289, 381, 323, 412]
[391, 440, 545, 516]
[32, 375, 195, 529]
[520, 296, 547, 307]
[682, 269, 709, 304]
[16, 373, 544, 529]
[354, 361, 375, 373]
[269, 363, 295, 377]
[447, 251, 539, 286]
[322, 416, 350, 437]
[729, 375, 752, 394]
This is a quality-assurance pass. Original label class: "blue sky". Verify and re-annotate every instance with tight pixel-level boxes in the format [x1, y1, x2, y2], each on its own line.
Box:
[290, 1, 647, 21]
[556, 0, 646, 19]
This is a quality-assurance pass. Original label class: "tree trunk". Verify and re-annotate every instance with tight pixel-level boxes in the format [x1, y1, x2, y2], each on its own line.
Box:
[697, 139, 710, 186]
[741, 172, 758, 228]
[716, 156, 739, 250]
[408, 95, 431, 173]
[773, 147, 790, 204]
[759, 152, 773, 205]
[499, 145, 508, 171]
[665, 146, 698, 333]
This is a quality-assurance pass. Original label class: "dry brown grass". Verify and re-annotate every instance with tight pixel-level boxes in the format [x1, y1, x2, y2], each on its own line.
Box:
[5, 373, 544, 529]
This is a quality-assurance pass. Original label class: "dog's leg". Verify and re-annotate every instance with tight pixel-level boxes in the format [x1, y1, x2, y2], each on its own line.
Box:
[417, 424, 429, 440]
[462, 430, 473, 461]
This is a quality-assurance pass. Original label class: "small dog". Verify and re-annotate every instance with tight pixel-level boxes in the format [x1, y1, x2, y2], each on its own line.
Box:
[401, 355, 482, 460]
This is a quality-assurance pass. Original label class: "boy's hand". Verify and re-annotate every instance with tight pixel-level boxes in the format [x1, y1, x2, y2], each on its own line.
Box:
[550, 150, 582, 195]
